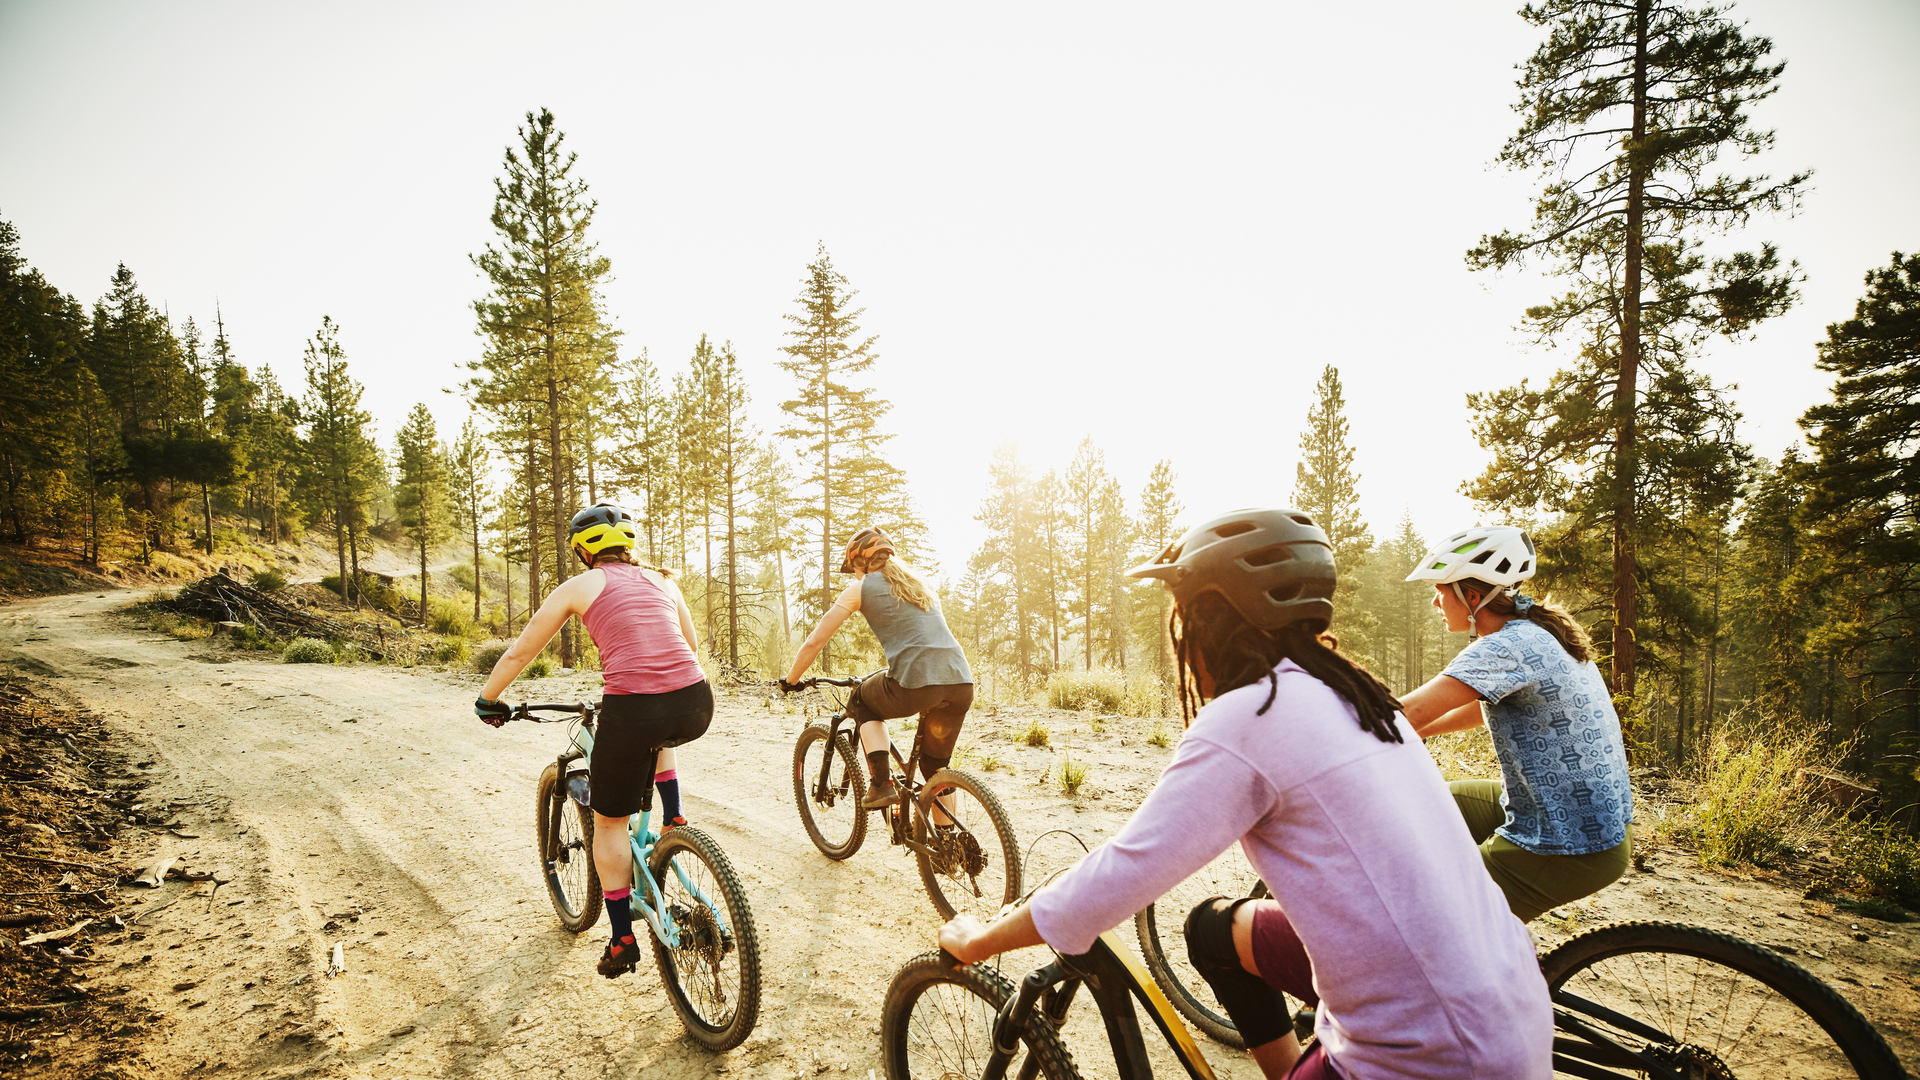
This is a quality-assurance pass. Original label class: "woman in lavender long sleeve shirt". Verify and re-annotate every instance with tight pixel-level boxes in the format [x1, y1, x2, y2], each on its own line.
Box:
[938, 509, 1550, 1080]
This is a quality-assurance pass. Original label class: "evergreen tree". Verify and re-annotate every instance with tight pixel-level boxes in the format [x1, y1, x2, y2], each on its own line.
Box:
[776, 244, 917, 643]
[469, 108, 616, 665]
[1064, 437, 1126, 670]
[447, 418, 492, 620]
[242, 366, 301, 543]
[0, 219, 86, 545]
[394, 403, 450, 625]
[1132, 459, 1183, 701]
[297, 317, 381, 609]
[1799, 252, 1920, 808]
[1468, 0, 1808, 699]
[1292, 365, 1374, 652]
[972, 442, 1049, 692]
[606, 347, 670, 562]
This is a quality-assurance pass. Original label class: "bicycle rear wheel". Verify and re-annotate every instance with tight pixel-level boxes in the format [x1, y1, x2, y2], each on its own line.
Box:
[535, 762, 601, 933]
[1133, 847, 1272, 1048]
[793, 722, 868, 859]
[914, 769, 1021, 922]
[1541, 920, 1904, 1080]
[647, 825, 762, 1052]
[880, 952, 1081, 1080]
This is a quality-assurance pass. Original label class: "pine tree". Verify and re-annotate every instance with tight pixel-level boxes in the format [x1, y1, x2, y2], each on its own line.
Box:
[1468, 0, 1808, 700]
[1064, 437, 1123, 670]
[394, 403, 450, 626]
[972, 442, 1049, 693]
[447, 418, 492, 620]
[1132, 459, 1183, 703]
[776, 244, 917, 644]
[606, 347, 671, 562]
[469, 108, 616, 665]
[0, 219, 86, 545]
[1292, 365, 1373, 651]
[297, 317, 381, 609]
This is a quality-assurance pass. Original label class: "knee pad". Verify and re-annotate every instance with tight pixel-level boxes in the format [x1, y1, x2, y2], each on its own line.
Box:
[919, 754, 950, 784]
[1183, 897, 1291, 1049]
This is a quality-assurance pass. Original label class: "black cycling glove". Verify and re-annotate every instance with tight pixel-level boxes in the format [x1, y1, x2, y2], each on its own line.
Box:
[475, 696, 511, 728]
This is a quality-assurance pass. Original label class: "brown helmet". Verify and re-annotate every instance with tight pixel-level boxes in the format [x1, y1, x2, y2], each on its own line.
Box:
[840, 526, 896, 574]
[1127, 508, 1336, 633]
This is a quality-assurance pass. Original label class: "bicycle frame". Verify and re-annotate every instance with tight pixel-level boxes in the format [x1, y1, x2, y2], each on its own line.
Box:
[990, 931, 1219, 1080]
[541, 704, 735, 953]
[812, 703, 957, 865]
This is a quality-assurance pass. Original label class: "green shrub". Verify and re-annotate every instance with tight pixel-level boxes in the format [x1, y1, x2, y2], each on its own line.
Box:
[1059, 745, 1088, 797]
[1023, 718, 1050, 748]
[1840, 824, 1920, 910]
[1674, 727, 1830, 867]
[231, 624, 275, 650]
[433, 640, 470, 665]
[1047, 669, 1126, 712]
[317, 572, 407, 614]
[282, 637, 335, 664]
[429, 598, 476, 638]
[1124, 669, 1170, 718]
[250, 567, 288, 591]
[1147, 725, 1172, 749]
[524, 656, 555, 679]
[472, 644, 508, 673]
[446, 563, 478, 592]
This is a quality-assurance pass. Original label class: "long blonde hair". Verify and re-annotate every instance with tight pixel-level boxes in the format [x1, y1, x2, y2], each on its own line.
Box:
[868, 554, 934, 611]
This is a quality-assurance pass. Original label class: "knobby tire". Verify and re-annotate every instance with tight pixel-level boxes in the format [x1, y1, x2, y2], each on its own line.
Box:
[914, 768, 1022, 922]
[535, 762, 600, 933]
[647, 825, 762, 1052]
[793, 723, 868, 860]
[1540, 920, 1905, 1080]
[881, 952, 1082, 1080]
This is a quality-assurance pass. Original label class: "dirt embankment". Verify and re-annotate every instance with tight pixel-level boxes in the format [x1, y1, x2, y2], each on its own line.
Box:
[0, 588, 1915, 1078]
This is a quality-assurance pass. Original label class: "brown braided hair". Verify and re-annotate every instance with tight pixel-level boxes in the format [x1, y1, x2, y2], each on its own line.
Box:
[1455, 579, 1592, 663]
[1172, 591, 1403, 744]
[589, 548, 674, 578]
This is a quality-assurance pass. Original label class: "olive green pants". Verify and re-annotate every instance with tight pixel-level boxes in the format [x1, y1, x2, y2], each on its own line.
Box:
[1450, 779, 1630, 923]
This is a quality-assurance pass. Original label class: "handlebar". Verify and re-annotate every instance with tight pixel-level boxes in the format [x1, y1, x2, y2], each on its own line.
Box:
[794, 676, 864, 690]
[505, 701, 591, 722]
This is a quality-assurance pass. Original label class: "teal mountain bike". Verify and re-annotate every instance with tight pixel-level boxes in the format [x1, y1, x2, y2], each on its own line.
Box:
[515, 700, 762, 1052]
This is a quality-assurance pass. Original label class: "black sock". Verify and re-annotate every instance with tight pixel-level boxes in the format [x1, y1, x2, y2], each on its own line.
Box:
[654, 773, 682, 822]
[866, 750, 891, 786]
[605, 889, 634, 946]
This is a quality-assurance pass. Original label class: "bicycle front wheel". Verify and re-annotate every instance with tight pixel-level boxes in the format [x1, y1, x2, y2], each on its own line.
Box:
[1133, 847, 1271, 1048]
[881, 952, 1081, 1080]
[647, 825, 762, 1052]
[535, 762, 600, 933]
[915, 769, 1021, 922]
[1541, 920, 1905, 1080]
[793, 722, 868, 859]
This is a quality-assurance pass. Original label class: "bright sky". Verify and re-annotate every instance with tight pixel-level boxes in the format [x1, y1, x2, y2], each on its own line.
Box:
[3, 1, 1916, 577]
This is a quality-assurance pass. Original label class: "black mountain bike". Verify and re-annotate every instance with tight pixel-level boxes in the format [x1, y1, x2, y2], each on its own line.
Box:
[884, 910, 1907, 1080]
[1129, 856, 1905, 1078]
[788, 674, 1022, 921]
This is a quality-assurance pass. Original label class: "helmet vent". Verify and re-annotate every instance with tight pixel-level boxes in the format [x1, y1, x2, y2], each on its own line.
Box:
[1468, 550, 1494, 565]
[1267, 583, 1303, 604]
[1495, 557, 1511, 575]
[1289, 514, 1314, 527]
[1452, 540, 1482, 555]
[1519, 559, 1530, 574]
[1241, 544, 1295, 568]
[1213, 521, 1257, 539]
[1523, 534, 1536, 555]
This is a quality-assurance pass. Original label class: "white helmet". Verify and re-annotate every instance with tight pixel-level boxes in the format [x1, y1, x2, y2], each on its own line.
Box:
[1405, 526, 1537, 637]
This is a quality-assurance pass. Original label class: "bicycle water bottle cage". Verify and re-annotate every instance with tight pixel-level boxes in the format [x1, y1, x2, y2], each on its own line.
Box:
[566, 773, 592, 809]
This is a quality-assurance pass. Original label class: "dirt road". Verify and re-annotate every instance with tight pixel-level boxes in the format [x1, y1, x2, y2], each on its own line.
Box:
[3, 588, 1915, 1078]
[4, 589, 1255, 1079]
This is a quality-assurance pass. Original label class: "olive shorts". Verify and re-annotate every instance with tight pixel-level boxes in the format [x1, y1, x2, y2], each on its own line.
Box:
[1450, 779, 1630, 923]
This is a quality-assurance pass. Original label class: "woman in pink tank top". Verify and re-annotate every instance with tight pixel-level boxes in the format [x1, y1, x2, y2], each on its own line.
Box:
[476, 503, 713, 981]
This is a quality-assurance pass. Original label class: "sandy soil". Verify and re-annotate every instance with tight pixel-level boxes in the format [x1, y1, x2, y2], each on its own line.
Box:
[2, 587, 1915, 1078]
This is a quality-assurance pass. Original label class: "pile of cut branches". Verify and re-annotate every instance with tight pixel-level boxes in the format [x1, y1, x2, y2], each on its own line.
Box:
[161, 573, 405, 660]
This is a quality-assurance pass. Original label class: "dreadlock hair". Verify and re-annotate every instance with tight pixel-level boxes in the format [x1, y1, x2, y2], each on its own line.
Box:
[1171, 590, 1403, 745]
[1455, 578, 1592, 663]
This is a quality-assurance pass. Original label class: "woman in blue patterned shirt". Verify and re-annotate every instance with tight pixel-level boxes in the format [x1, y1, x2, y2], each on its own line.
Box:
[1397, 526, 1634, 922]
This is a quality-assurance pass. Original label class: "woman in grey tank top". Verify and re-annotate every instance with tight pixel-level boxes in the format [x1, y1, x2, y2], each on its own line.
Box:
[779, 527, 974, 808]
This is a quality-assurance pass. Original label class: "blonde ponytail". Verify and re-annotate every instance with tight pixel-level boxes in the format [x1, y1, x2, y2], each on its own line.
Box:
[879, 557, 935, 612]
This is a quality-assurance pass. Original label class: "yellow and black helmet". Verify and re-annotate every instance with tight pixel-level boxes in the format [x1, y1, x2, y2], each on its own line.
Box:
[840, 526, 895, 574]
[569, 503, 638, 560]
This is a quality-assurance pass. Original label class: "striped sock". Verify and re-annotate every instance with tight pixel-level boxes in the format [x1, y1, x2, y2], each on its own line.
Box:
[654, 771, 681, 823]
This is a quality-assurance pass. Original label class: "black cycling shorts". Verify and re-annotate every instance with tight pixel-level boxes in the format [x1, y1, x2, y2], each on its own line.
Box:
[589, 679, 713, 818]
